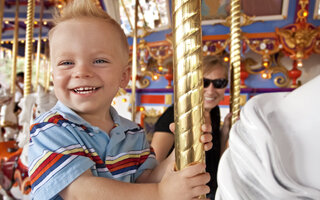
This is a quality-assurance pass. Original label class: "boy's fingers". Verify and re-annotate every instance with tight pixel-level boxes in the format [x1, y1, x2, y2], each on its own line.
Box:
[191, 185, 210, 198]
[189, 172, 210, 187]
[181, 163, 206, 177]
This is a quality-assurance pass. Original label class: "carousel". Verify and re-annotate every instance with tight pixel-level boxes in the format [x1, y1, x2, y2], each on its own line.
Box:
[0, 0, 319, 199]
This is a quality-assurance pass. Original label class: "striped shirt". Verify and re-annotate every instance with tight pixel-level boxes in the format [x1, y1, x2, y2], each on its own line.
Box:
[28, 101, 157, 200]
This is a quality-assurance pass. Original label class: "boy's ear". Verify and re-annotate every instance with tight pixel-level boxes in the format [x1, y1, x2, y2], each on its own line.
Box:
[119, 65, 131, 89]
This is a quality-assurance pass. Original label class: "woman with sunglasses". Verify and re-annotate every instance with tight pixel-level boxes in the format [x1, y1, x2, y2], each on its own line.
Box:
[151, 55, 232, 199]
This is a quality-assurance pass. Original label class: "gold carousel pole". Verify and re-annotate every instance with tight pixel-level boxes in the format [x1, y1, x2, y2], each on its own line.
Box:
[35, 0, 44, 91]
[11, 0, 20, 97]
[24, 0, 35, 96]
[0, 0, 5, 42]
[229, 0, 241, 125]
[172, 0, 205, 194]
[131, 0, 138, 122]
[44, 41, 50, 92]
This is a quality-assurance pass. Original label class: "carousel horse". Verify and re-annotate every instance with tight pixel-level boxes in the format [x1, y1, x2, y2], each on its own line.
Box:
[0, 85, 57, 200]
[0, 86, 12, 142]
[0, 87, 11, 106]
[0, 95, 19, 142]
[216, 75, 320, 200]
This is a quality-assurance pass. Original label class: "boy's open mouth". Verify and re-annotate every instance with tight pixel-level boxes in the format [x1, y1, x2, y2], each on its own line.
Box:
[72, 87, 99, 94]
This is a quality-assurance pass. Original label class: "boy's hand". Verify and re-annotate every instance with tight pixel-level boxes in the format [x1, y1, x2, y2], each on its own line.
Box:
[158, 161, 210, 200]
[169, 123, 213, 151]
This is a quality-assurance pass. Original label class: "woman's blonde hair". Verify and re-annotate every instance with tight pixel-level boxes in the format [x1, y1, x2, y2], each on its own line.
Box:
[48, 0, 129, 55]
[203, 55, 229, 79]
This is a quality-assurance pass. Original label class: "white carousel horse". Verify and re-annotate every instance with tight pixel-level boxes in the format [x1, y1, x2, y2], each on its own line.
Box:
[216, 75, 320, 200]
[17, 85, 57, 166]
[34, 84, 58, 119]
[0, 96, 19, 142]
[0, 86, 12, 106]
[0, 85, 57, 200]
[0, 86, 12, 142]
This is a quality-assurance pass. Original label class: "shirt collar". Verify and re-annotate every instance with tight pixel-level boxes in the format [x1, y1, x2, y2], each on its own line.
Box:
[53, 101, 121, 133]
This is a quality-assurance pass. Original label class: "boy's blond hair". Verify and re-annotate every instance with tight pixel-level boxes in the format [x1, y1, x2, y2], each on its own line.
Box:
[49, 0, 129, 58]
[203, 55, 229, 79]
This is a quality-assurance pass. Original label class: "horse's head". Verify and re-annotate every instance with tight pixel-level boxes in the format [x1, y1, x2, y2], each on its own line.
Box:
[0, 87, 12, 106]
[0, 95, 19, 141]
[34, 85, 57, 118]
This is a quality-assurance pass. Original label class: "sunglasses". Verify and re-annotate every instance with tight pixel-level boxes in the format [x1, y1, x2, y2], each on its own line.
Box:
[203, 78, 228, 89]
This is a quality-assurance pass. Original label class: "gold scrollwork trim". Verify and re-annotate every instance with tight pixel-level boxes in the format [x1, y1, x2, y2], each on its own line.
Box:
[138, 77, 151, 88]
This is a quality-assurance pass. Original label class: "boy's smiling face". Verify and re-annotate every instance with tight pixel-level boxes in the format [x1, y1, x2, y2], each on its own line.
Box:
[50, 17, 130, 118]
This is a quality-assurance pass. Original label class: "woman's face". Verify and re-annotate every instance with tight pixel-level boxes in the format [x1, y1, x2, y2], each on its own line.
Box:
[203, 65, 227, 111]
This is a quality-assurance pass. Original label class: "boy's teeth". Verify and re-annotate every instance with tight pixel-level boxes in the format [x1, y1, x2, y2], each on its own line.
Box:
[74, 87, 97, 93]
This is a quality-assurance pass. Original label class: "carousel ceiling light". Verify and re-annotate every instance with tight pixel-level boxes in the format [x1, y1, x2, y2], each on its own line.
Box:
[303, 11, 308, 17]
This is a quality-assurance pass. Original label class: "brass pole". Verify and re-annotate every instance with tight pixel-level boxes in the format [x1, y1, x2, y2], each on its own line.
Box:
[229, 0, 241, 125]
[35, 0, 44, 91]
[0, 0, 5, 42]
[10, 0, 20, 97]
[44, 41, 50, 92]
[131, 0, 138, 122]
[24, 0, 35, 96]
[172, 0, 205, 180]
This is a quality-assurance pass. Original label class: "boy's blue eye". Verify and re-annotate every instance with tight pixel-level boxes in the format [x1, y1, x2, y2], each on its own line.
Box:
[94, 59, 108, 64]
[59, 61, 74, 65]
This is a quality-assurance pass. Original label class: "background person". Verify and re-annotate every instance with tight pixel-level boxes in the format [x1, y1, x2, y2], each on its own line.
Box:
[151, 55, 232, 199]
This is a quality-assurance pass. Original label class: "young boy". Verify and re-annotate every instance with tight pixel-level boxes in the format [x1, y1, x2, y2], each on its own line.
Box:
[28, 0, 212, 199]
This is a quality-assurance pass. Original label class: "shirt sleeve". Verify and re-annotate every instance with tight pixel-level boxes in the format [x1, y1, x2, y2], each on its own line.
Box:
[28, 122, 94, 200]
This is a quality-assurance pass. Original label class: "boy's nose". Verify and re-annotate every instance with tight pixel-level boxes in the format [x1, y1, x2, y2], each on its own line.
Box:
[73, 64, 94, 78]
